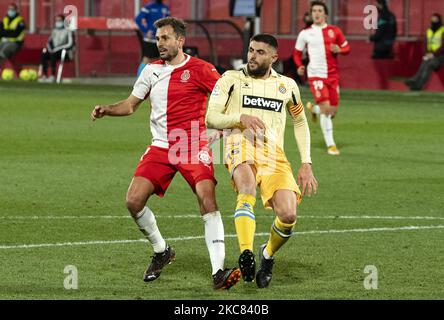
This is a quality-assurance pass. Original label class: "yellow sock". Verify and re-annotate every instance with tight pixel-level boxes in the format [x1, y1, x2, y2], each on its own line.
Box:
[234, 194, 256, 252]
[265, 217, 296, 257]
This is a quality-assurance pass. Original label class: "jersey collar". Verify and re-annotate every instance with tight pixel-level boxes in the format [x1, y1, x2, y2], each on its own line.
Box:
[242, 67, 279, 79]
[165, 53, 191, 68]
[312, 23, 328, 29]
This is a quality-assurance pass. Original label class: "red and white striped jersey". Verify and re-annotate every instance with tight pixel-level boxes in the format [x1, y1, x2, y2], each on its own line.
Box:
[132, 54, 220, 149]
[294, 24, 350, 79]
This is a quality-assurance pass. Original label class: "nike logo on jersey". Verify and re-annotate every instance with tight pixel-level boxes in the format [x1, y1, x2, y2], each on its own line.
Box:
[242, 95, 283, 112]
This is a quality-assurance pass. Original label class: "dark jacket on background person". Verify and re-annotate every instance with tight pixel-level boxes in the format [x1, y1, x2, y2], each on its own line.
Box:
[369, 0, 397, 59]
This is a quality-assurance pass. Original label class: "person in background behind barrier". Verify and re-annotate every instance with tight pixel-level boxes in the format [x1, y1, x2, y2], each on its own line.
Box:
[369, 0, 397, 59]
[134, 0, 170, 76]
[38, 14, 74, 82]
[0, 3, 25, 65]
[405, 13, 444, 91]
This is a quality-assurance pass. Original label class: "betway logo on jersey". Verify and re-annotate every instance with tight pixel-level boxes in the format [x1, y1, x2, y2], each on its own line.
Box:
[242, 95, 283, 112]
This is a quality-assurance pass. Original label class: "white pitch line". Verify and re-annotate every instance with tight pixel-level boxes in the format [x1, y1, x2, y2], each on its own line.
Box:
[0, 225, 443, 250]
[302, 215, 444, 220]
[0, 215, 132, 220]
[1, 215, 444, 220]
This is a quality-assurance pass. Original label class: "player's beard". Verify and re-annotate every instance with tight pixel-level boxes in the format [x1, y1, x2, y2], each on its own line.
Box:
[159, 47, 179, 62]
[247, 61, 270, 78]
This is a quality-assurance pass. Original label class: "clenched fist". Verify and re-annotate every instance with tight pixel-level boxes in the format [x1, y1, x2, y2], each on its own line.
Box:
[91, 105, 108, 121]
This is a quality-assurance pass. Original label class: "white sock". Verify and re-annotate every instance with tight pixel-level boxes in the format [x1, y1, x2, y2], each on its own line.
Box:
[134, 207, 166, 253]
[202, 211, 225, 275]
[313, 104, 321, 114]
[263, 246, 273, 260]
[320, 113, 336, 147]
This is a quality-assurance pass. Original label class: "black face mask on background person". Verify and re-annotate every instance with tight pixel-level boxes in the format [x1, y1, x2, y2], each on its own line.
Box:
[431, 21, 442, 32]
[430, 14, 443, 32]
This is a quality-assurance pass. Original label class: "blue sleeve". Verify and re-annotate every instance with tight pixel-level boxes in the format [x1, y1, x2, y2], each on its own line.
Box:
[134, 6, 150, 33]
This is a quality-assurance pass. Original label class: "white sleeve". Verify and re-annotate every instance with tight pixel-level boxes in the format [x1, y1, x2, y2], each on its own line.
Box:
[295, 31, 306, 51]
[131, 67, 152, 100]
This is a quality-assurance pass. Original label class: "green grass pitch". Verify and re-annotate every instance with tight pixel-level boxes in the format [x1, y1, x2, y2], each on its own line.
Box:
[0, 81, 443, 299]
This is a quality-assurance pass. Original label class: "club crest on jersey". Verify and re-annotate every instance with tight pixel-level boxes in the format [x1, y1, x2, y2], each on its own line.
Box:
[278, 84, 287, 94]
[181, 70, 191, 82]
[198, 150, 212, 166]
[242, 95, 283, 112]
[328, 29, 335, 39]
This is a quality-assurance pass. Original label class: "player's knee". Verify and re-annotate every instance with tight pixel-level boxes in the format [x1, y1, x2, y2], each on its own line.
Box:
[125, 195, 145, 216]
[233, 164, 256, 196]
[279, 211, 297, 224]
[196, 180, 218, 213]
[237, 184, 256, 197]
[319, 101, 330, 110]
[202, 203, 218, 214]
[199, 193, 218, 213]
[235, 177, 256, 196]
[275, 205, 297, 224]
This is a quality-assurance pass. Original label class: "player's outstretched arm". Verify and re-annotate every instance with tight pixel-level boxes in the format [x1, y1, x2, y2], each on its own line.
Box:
[91, 94, 143, 121]
[288, 103, 311, 163]
[288, 100, 317, 196]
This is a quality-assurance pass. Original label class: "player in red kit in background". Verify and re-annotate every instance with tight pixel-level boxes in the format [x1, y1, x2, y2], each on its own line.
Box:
[293, 1, 350, 155]
[90, 17, 241, 290]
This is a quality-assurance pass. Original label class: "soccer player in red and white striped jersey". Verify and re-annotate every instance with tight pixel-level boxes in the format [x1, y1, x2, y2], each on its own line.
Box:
[293, 1, 350, 155]
[90, 17, 240, 289]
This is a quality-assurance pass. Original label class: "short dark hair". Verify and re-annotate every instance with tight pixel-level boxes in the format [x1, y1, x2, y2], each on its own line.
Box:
[9, 3, 18, 10]
[432, 13, 442, 22]
[154, 17, 186, 38]
[56, 14, 65, 21]
[250, 33, 278, 50]
[310, 1, 329, 16]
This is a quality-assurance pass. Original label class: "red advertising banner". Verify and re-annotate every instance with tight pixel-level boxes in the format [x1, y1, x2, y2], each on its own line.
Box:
[77, 17, 137, 30]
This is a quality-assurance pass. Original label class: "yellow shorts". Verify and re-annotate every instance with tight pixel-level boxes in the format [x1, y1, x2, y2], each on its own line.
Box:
[225, 133, 301, 209]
